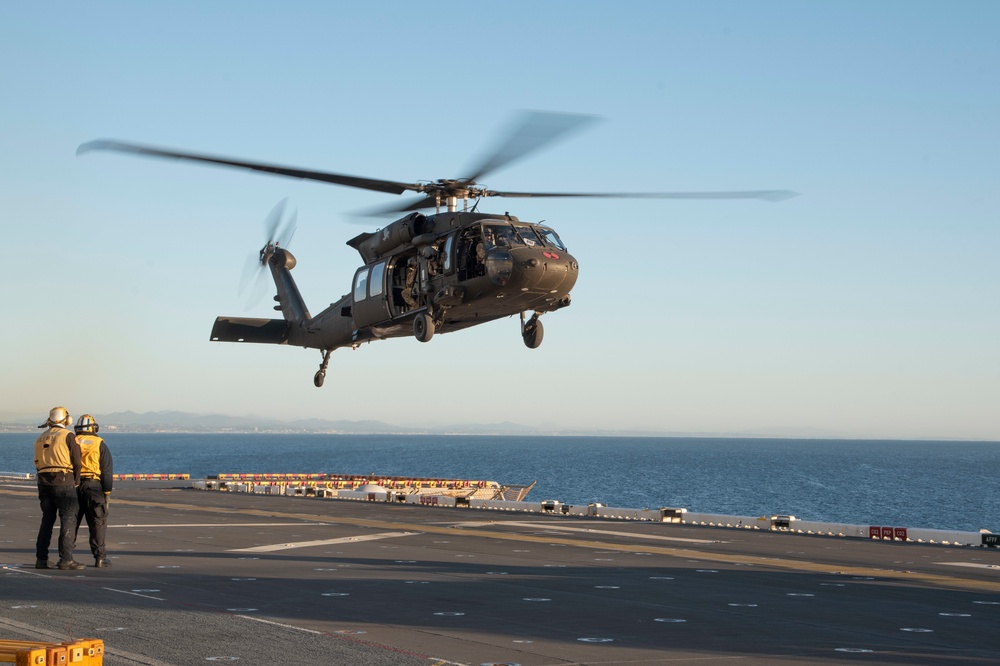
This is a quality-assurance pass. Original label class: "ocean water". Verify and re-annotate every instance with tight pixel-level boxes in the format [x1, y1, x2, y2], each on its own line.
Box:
[3, 433, 997, 532]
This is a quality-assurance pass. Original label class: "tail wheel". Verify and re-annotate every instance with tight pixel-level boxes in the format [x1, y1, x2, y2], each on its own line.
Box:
[523, 318, 544, 349]
[314, 349, 331, 387]
[414, 312, 435, 343]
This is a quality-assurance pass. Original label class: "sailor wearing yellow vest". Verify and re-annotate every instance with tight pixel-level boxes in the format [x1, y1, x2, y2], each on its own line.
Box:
[33, 406, 84, 570]
[74, 414, 114, 568]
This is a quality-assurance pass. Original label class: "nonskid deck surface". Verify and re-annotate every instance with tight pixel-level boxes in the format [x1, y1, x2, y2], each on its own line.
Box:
[2, 481, 1000, 665]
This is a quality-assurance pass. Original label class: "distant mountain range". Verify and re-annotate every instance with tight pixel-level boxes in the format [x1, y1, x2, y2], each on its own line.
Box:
[0, 410, 855, 438]
[0, 410, 626, 436]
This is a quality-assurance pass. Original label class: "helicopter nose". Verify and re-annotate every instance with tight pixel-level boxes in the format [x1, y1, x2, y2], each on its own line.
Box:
[519, 249, 578, 293]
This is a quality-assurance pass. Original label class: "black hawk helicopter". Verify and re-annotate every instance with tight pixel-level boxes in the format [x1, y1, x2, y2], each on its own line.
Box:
[78, 112, 795, 387]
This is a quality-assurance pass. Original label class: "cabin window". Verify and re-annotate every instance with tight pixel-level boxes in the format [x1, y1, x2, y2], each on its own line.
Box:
[369, 261, 385, 297]
[353, 268, 368, 301]
[442, 234, 454, 273]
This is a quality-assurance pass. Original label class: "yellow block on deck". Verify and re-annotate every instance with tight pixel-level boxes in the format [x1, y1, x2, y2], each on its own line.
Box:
[0, 638, 103, 666]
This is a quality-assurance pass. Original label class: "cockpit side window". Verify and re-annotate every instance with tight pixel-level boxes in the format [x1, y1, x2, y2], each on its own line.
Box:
[538, 228, 567, 251]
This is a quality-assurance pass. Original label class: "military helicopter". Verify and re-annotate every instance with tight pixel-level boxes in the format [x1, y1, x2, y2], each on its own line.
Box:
[78, 112, 796, 387]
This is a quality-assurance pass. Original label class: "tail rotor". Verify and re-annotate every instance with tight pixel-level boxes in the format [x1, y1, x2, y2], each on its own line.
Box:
[238, 198, 298, 309]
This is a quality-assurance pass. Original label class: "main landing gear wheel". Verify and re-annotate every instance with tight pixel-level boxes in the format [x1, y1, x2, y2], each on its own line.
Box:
[414, 312, 435, 343]
[522, 314, 544, 349]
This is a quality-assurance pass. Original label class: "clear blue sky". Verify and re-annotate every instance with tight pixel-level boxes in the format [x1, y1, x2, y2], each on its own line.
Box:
[2, 2, 997, 439]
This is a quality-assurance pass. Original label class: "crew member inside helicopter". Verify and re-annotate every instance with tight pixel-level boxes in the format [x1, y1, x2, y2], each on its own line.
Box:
[457, 227, 485, 280]
[402, 258, 418, 308]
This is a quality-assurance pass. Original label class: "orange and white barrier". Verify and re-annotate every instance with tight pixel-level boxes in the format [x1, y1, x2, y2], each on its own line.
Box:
[113, 473, 190, 480]
[209, 473, 498, 490]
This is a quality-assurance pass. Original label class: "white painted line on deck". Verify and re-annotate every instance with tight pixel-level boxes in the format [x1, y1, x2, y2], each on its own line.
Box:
[238, 615, 322, 634]
[1, 566, 49, 577]
[940, 562, 1000, 570]
[230, 531, 419, 553]
[103, 587, 166, 601]
[110, 522, 327, 528]
[454, 521, 717, 544]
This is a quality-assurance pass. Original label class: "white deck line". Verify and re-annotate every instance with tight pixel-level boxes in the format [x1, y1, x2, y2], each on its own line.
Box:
[455, 520, 718, 544]
[110, 522, 326, 528]
[229, 531, 419, 553]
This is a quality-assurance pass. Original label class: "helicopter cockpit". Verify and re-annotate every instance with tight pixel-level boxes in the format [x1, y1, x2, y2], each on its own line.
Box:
[481, 222, 567, 252]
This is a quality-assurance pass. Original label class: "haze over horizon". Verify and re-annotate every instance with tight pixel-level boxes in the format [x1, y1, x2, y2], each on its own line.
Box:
[3, 3, 997, 441]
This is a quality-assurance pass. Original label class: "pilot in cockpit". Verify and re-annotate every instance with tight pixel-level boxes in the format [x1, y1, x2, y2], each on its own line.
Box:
[495, 226, 517, 247]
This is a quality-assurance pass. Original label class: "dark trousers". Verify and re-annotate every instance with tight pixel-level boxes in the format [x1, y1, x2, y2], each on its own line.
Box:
[36, 484, 79, 563]
[76, 479, 108, 559]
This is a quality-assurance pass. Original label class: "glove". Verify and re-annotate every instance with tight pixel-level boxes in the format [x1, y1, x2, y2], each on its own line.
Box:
[104, 492, 111, 507]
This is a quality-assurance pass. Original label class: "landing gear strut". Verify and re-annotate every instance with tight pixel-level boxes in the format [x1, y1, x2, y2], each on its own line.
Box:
[521, 311, 544, 349]
[314, 349, 332, 387]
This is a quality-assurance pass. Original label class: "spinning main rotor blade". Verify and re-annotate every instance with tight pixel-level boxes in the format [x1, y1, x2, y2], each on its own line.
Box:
[77, 140, 416, 196]
[486, 189, 800, 202]
[79, 112, 798, 217]
[462, 111, 600, 183]
[356, 188, 798, 217]
[356, 195, 440, 217]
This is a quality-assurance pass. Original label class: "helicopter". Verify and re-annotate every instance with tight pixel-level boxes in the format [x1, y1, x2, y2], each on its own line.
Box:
[78, 112, 796, 387]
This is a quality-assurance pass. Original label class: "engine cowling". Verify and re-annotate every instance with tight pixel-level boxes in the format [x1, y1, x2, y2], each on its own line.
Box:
[355, 213, 435, 260]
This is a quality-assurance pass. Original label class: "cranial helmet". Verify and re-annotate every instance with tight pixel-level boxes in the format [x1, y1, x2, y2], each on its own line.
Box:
[39, 406, 71, 428]
[75, 414, 99, 434]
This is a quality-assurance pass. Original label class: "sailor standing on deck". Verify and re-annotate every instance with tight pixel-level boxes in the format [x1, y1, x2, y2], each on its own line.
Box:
[73, 414, 113, 568]
[33, 406, 85, 570]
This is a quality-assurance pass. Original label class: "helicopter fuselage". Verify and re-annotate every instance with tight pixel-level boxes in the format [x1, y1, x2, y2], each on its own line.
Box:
[210, 211, 578, 363]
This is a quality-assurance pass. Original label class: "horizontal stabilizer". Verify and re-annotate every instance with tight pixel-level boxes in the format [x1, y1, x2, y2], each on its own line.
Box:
[211, 317, 290, 345]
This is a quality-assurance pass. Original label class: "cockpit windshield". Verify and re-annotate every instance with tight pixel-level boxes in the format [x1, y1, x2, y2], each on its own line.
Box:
[482, 224, 519, 250]
[483, 223, 567, 251]
[515, 226, 542, 247]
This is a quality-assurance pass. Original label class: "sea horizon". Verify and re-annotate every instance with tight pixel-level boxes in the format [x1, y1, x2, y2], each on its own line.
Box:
[3, 433, 997, 533]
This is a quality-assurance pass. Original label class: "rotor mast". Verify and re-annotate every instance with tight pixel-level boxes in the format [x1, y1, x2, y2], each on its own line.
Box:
[425, 180, 472, 214]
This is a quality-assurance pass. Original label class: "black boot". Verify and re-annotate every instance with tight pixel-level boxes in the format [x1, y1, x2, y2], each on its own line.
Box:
[35, 559, 50, 569]
[94, 558, 111, 568]
[57, 560, 86, 570]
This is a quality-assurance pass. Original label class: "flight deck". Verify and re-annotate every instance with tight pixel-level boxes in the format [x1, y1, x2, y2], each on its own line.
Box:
[2, 479, 1000, 665]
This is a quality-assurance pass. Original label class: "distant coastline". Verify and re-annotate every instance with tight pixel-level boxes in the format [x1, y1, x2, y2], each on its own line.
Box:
[0, 421, 770, 438]
[1, 410, 992, 441]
